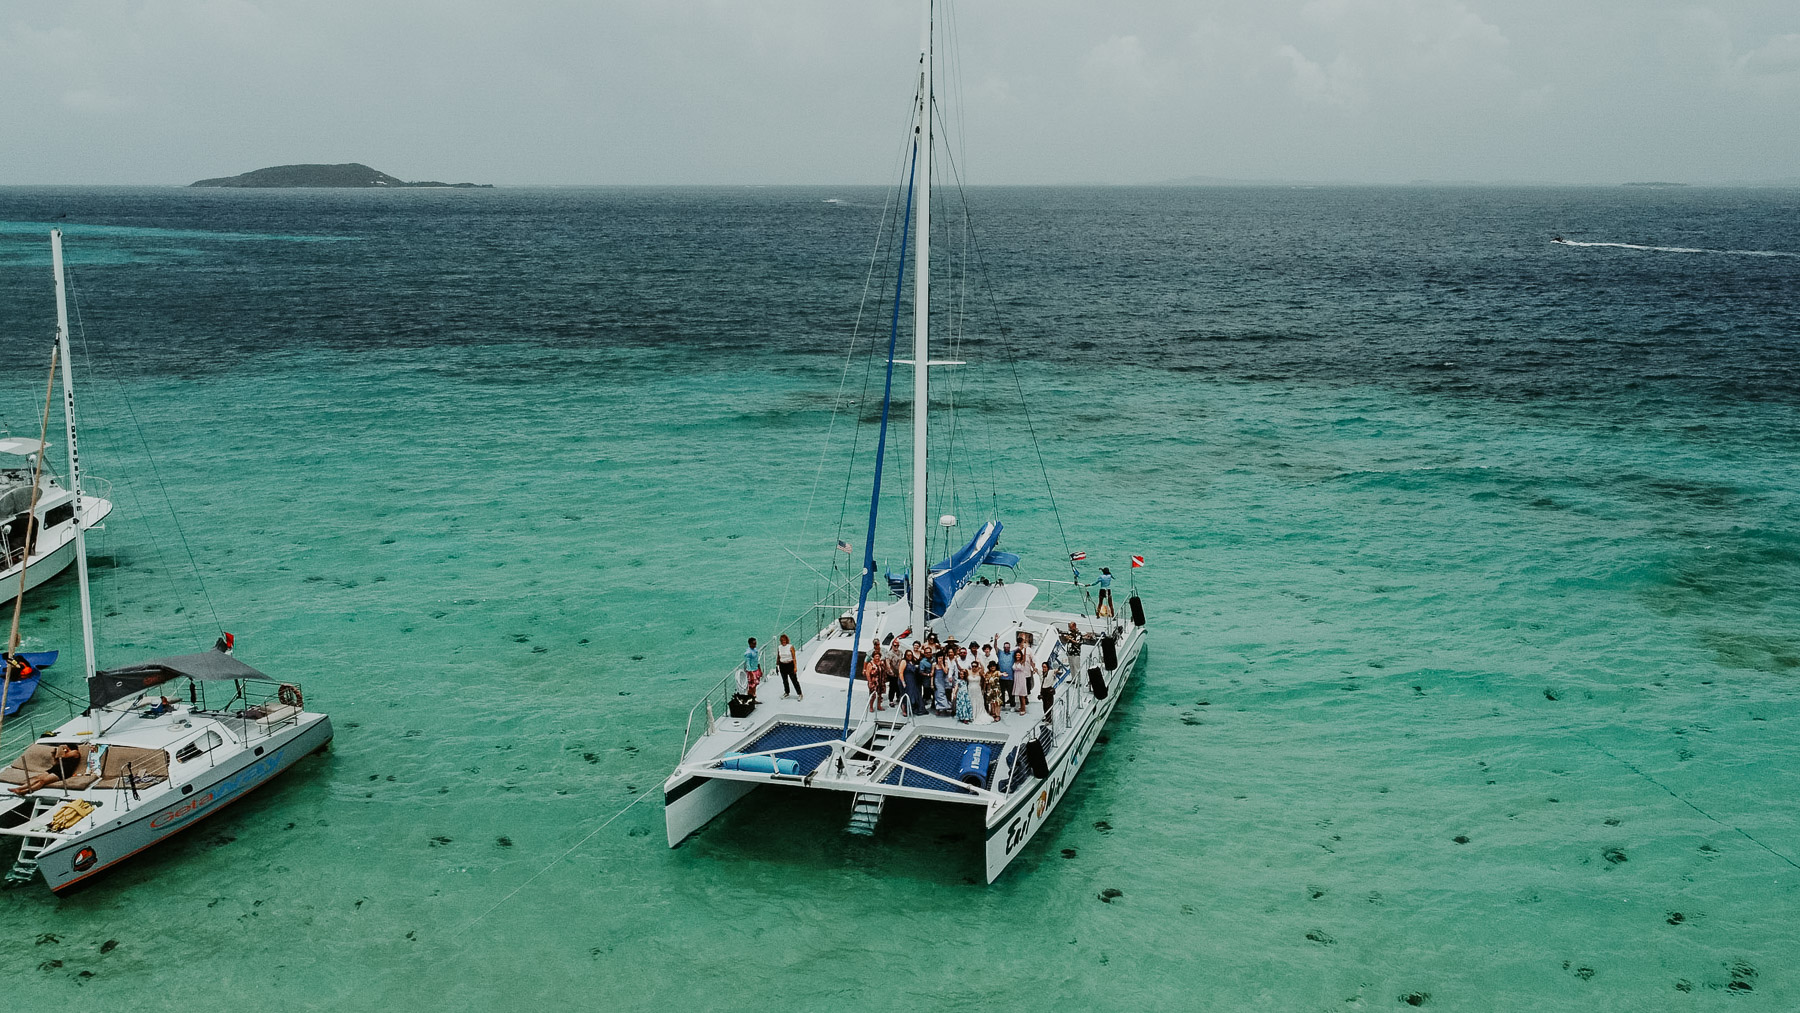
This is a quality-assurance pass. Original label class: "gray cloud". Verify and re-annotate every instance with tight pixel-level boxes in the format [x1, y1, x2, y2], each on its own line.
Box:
[1, 0, 1795, 185]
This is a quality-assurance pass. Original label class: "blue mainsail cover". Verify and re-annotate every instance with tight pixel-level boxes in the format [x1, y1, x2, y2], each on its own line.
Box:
[929, 520, 1003, 618]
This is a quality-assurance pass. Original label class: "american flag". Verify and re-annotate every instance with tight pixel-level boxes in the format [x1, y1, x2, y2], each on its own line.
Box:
[1131, 555, 1145, 568]
[837, 540, 853, 553]
[1069, 551, 1086, 561]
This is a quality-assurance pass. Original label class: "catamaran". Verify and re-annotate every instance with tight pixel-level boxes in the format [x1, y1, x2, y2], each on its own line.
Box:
[663, 1, 1148, 883]
[0, 230, 332, 892]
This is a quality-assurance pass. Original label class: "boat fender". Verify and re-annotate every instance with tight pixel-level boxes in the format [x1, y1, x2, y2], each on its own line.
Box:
[1023, 737, 1050, 780]
[1087, 666, 1109, 700]
[278, 684, 303, 709]
[958, 744, 993, 787]
[1129, 595, 1146, 628]
[1100, 635, 1118, 671]
[720, 753, 799, 775]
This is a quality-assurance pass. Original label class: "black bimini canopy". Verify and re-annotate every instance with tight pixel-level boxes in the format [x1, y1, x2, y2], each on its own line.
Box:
[89, 651, 274, 710]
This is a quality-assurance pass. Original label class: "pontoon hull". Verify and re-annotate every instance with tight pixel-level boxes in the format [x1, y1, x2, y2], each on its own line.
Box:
[663, 772, 760, 848]
[982, 624, 1140, 881]
[32, 713, 332, 892]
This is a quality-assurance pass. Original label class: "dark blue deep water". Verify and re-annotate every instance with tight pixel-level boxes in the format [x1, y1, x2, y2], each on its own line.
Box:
[0, 186, 1797, 1010]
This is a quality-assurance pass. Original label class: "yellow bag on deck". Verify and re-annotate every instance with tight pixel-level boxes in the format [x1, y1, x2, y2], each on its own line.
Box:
[47, 799, 95, 832]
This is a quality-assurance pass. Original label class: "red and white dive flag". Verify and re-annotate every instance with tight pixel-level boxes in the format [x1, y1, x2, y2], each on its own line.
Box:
[1130, 555, 1145, 568]
[1069, 551, 1087, 561]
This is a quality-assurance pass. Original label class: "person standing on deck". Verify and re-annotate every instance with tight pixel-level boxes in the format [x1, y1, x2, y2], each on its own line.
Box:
[982, 661, 1004, 722]
[902, 649, 922, 715]
[954, 660, 976, 723]
[864, 645, 886, 712]
[1012, 650, 1034, 715]
[1095, 568, 1115, 618]
[938, 646, 959, 716]
[887, 649, 905, 708]
[775, 634, 801, 700]
[743, 638, 764, 699]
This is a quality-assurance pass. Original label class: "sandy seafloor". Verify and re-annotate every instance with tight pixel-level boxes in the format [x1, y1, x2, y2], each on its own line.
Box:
[0, 185, 1796, 1010]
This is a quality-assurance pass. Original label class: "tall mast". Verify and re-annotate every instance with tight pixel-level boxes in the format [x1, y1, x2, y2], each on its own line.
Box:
[50, 230, 97, 685]
[909, 0, 932, 637]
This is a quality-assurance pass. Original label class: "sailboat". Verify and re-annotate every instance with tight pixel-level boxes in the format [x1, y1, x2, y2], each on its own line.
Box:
[662, 2, 1148, 883]
[0, 230, 333, 892]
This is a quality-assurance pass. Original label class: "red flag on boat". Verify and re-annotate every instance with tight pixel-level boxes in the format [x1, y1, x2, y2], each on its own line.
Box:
[1130, 555, 1144, 568]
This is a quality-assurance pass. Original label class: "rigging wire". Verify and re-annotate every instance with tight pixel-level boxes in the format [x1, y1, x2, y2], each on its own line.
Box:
[65, 260, 221, 642]
[775, 151, 906, 631]
[832, 81, 927, 594]
[931, 102, 1078, 572]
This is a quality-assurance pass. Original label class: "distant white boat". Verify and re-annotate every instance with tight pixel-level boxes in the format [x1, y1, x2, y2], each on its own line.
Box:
[663, 0, 1147, 883]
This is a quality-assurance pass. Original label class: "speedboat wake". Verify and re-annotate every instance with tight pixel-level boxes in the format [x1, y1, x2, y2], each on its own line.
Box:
[1550, 237, 1799, 258]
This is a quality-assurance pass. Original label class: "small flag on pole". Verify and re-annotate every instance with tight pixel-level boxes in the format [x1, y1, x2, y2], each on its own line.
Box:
[1069, 551, 1087, 561]
[837, 540, 854, 553]
[1131, 555, 1144, 568]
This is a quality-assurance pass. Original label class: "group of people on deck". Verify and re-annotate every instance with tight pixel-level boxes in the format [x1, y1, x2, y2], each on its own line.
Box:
[736, 628, 1067, 725]
[861, 632, 1046, 724]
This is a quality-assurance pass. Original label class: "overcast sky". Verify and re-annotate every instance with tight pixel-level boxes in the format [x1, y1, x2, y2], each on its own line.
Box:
[2, 0, 1797, 186]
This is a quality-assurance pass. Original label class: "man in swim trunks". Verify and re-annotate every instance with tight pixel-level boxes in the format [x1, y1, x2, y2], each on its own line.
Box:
[743, 637, 764, 699]
[11, 743, 83, 795]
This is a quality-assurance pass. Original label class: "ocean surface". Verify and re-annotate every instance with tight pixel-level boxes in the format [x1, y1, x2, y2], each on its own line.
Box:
[0, 185, 1796, 1010]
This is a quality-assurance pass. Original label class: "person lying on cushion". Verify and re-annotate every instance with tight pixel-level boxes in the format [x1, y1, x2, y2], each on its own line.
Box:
[10, 743, 83, 795]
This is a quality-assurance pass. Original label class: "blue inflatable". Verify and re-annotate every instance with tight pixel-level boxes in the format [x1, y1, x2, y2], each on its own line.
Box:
[958, 743, 993, 787]
[1, 650, 55, 717]
[1, 673, 40, 717]
[720, 753, 800, 775]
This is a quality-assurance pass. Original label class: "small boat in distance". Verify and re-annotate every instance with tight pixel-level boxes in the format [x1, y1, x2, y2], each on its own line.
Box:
[0, 230, 332, 892]
[662, 0, 1148, 883]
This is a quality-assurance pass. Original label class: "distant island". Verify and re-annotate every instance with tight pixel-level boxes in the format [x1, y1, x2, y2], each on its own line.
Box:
[190, 163, 492, 188]
[1621, 181, 1688, 188]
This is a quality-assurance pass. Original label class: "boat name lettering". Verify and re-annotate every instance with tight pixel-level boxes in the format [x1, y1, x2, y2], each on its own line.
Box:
[1002, 720, 1101, 857]
[148, 749, 285, 830]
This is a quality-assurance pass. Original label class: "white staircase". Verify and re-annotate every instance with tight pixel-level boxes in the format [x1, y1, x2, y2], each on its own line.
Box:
[5, 797, 58, 885]
[846, 720, 906, 835]
[847, 792, 885, 835]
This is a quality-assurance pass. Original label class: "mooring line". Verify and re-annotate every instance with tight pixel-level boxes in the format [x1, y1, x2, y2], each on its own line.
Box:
[448, 788, 655, 939]
[1577, 734, 1800, 872]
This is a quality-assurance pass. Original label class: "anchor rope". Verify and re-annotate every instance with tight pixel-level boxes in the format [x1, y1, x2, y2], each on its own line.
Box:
[448, 788, 656, 939]
[1576, 733, 1800, 872]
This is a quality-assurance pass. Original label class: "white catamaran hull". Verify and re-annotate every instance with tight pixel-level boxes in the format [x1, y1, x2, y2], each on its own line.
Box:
[983, 623, 1141, 881]
[664, 773, 760, 849]
[32, 714, 332, 892]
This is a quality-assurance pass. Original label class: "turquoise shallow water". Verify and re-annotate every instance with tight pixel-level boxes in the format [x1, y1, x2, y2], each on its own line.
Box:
[0, 187, 1796, 1009]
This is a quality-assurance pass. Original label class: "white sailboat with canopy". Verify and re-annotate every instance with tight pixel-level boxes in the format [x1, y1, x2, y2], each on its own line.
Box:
[0, 230, 333, 892]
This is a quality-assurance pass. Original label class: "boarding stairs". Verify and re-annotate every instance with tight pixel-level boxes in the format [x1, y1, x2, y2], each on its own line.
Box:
[846, 719, 907, 835]
[5, 797, 58, 885]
